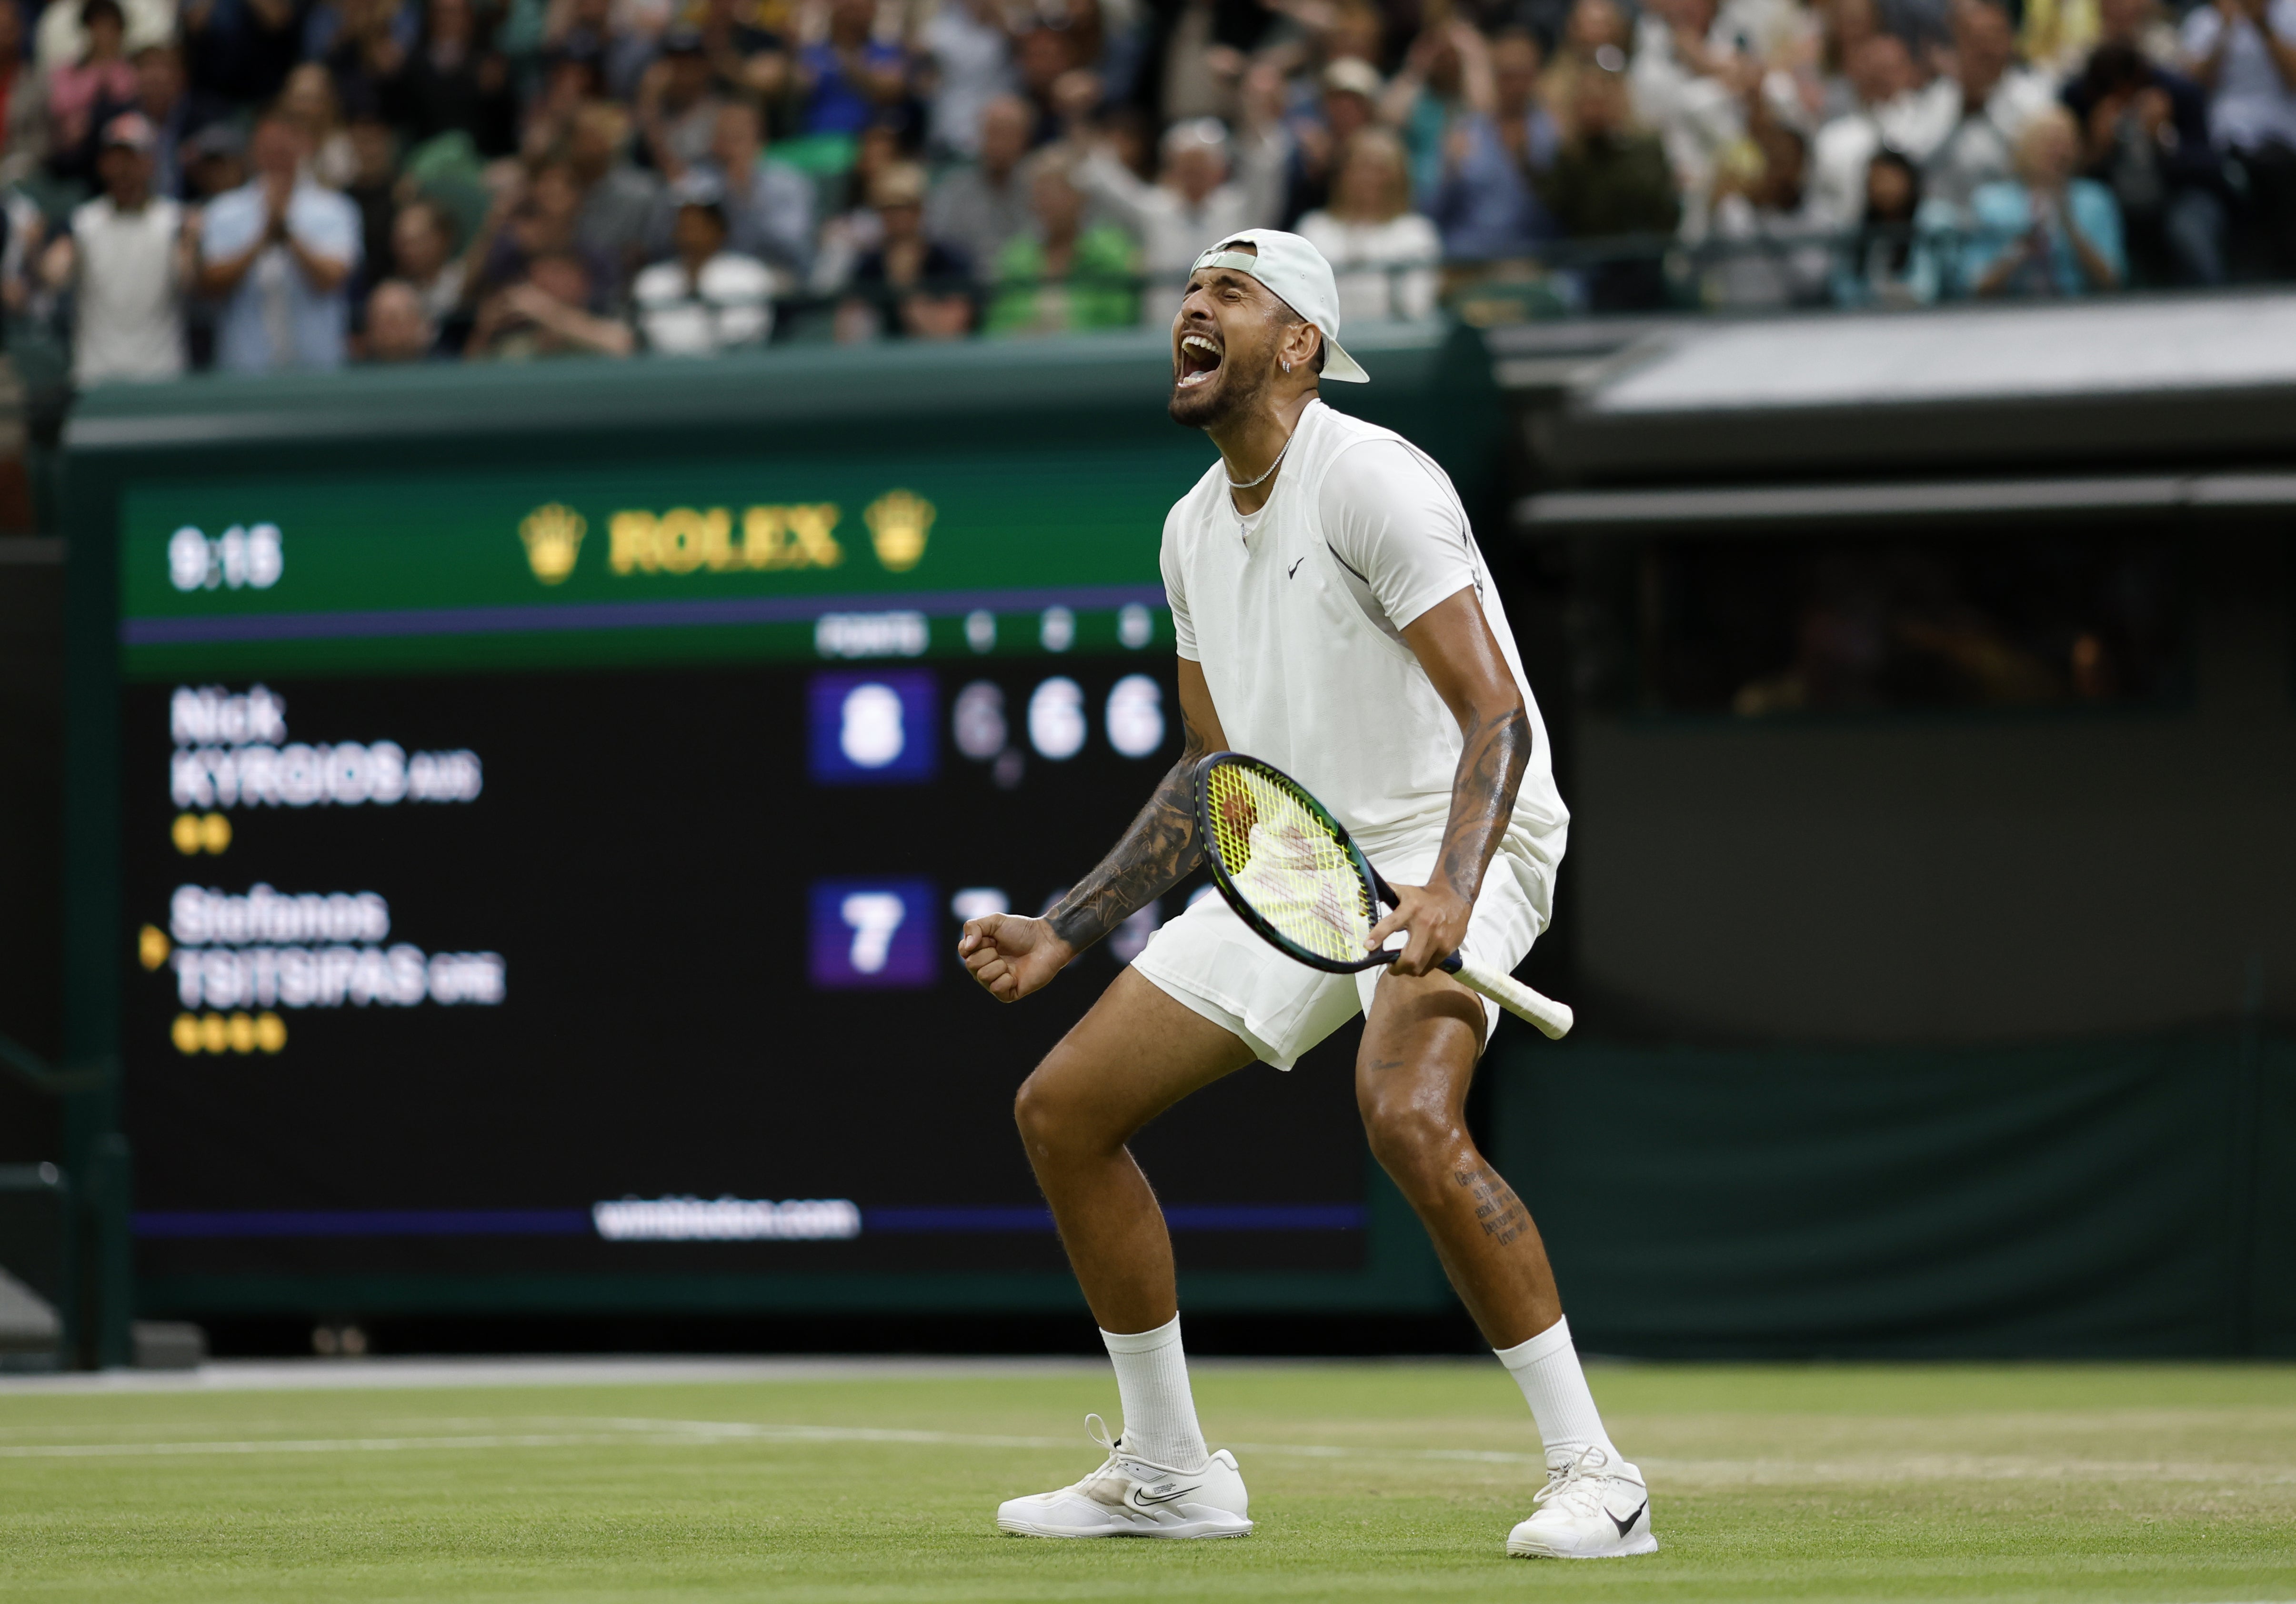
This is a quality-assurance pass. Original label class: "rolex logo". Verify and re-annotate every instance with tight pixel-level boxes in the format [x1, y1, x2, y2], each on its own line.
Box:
[520, 503, 587, 585]
[863, 490, 934, 573]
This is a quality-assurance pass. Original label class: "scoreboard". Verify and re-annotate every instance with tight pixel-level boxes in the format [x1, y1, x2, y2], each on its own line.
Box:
[70, 335, 1494, 1323]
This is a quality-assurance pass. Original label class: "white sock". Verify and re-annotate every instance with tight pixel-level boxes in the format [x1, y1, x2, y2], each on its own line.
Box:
[1100, 1313, 1209, 1469]
[1494, 1315, 1622, 1470]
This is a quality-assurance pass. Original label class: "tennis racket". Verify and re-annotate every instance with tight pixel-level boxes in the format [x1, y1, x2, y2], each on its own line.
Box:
[1191, 752, 1574, 1041]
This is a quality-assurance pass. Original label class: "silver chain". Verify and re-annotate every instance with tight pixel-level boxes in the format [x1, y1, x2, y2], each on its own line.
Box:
[1223, 431, 1295, 491]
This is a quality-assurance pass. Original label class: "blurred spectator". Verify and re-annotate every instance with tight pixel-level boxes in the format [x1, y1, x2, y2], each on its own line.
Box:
[568, 99, 668, 286]
[1429, 28, 1561, 258]
[692, 0, 787, 105]
[382, 0, 518, 157]
[1009, 23, 1076, 143]
[706, 98, 811, 281]
[361, 275, 437, 357]
[197, 112, 363, 371]
[986, 150, 1138, 334]
[342, 110, 398, 290]
[1298, 128, 1439, 320]
[34, 0, 170, 70]
[280, 61, 358, 187]
[1833, 145, 1952, 301]
[922, 0, 1013, 158]
[321, 0, 422, 117]
[1280, 57, 1380, 228]
[631, 172, 772, 352]
[0, 4, 53, 183]
[1700, 106, 1831, 305]
[808, 118, 901, 288]
[1078, 108, 1284, 313]
[797, 0, 908, 138]
[1966, 101, 2126, 291]
[472, 158, 620, 307]
[130, 41, 213, 199]
[636, 26, 724, 178]
[183, 0, 306, 106]
[47, 0, 139, 160]
[42, 112, 190, 382]
[1920, 0, 2057, 209]
[539, 0, 650, 102]
[467, 248, 632, 355]
[1542, 60, 1680, 306]
[1382, 20, 1479, 202]
[1628, 0, 1757, 224]
[183, 115, 244, 197]
[390, 195, 465, 325]
[2093, 0, 2183, 67]
[927, 92, 1033, 280]
[2181, 0, 2296, 276]
[1138, 0, 1275, 128]
[1542, 0, 1634, 134]
[839, 161, 973, 340]
[2063, 41, 2225, 282]
[1810, 31, 1942, 230]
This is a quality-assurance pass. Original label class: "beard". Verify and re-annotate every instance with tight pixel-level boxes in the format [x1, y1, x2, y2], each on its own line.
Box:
[1168, 340, 1275, 431]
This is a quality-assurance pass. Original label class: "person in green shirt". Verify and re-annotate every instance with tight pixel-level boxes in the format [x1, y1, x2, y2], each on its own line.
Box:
[985, 155, 1141, 337]
[1540, 64, 1681, 309]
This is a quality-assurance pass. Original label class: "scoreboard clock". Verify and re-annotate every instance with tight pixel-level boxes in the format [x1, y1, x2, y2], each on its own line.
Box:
[64, 332, 1493, 1325]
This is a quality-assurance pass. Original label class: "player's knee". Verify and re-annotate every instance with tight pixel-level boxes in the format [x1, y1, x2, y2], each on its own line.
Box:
[1013, 1065, 1091, 1160]
[1357, 1093, 1461, 1186]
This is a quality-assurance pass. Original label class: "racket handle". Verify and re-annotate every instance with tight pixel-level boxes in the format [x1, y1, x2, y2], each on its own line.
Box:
[1444, 955, 1575, 1041]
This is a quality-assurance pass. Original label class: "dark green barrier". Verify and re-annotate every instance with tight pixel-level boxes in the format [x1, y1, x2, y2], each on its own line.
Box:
[1490, 1029, 2295, 1357]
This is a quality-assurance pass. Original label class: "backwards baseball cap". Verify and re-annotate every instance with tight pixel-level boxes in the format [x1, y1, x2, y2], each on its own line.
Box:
[1188, 228, 1370, 383]
[100, 111, 156, 154]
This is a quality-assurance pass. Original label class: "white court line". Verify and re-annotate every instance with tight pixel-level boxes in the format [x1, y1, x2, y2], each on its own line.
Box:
[0, 1357, 1127, 1395]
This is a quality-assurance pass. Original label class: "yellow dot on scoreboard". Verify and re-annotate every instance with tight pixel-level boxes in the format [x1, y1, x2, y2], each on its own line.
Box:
[171, 814, 202, 854]
[200, 812, 232, 853]
[138, 925, 171, 971]
[226, 1012, 257, 1053]
[197, 1013, 227, 1053]
[170, 1013, 201, 1054]
[254, 1013, 287, 1053]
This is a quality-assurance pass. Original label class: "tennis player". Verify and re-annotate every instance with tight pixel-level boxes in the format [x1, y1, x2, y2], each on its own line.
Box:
[957, 229, 1654, 1560]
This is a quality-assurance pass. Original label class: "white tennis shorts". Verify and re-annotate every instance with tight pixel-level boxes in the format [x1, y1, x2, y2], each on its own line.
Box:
[1130, 845, 1549, 1070]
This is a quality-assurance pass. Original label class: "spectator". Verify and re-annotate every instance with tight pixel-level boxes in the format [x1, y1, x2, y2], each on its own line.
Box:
[2093, 0, 2183, 68]
[2063, 40, 2225, 282]
[390, 195, 466, 326]
[985, 150, 1138, 335]
[1430, 28, 1562, 259]
[631, 172, 772, 353]
[540, 0, 650, 102]
[1628, 0, 1758, 223]
[1542, 0, 1634, 135]
[1965, 101, 2126, 292]
[797, 0, 909, 138]
[635, 26, 724, 179]
[361, 276, 437, 358]
[1920, 0, 2058, 209]
[1541, 59, 1681, 307]
[0, 4, 53, 183]
[2181, 0, 2296, 276]
[1298, 128, 1441, 320]
[130, 41, 213, 199]
[342, 110, 398, 291]
[692, 0, 788, 105]
[321, 0, 422, 117]
[707, 98, 812, 282]
[1077, 108, 1285, 314]
[1700, 108, 1831, 305]
[280, 61, 358, 188]
[46, 0, 138, 160]
[467, 248, 632, 356]
[1381, 20, 1480, 203]
[922, 0, 1014, 158]
[1280, 56, 1380, 228]
[182, 115, 244, 198]
[42, 112, 189, 383]
[33, 0, 169, 72]
[471, 159, 621, 306]
[382, 0, 518, 158]
[1809, 30, 1943, 230]
[197, 112, 363, 371]
[839, 160, 972, 340]
[568, 100, 667, 287]
[807, 118, 902, 288]
[927, 92, 1033, 280]
[1833, 145, 1952, 301]
[182, 0, 306, 106]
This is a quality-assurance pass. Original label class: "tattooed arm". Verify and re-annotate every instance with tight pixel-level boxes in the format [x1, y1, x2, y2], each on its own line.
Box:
[958, 658, 1228, 1002]
[1364, 586, 1534, 978]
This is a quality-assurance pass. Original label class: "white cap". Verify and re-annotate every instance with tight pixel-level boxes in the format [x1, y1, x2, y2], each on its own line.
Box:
[1188, 228, 1370, 383]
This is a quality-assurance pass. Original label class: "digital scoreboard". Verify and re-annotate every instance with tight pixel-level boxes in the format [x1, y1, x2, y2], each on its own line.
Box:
[87, 362, 1454, 1319]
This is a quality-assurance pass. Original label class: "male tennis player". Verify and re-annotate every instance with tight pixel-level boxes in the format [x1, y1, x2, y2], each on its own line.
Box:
[957, 229, 1654, 1560]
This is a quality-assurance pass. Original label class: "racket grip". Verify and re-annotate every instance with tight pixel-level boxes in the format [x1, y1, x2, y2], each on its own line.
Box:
[1446, 956, 1575, 1041]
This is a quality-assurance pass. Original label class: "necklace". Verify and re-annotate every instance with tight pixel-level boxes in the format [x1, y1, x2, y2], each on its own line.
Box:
[1224, 432, 1294, 491]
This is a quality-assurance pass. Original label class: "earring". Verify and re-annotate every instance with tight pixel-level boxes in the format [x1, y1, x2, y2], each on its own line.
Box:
[1282, 360, 1293, 373]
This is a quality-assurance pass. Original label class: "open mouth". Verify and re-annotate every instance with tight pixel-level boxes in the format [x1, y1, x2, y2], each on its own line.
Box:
[1176, 332, 1223, 388]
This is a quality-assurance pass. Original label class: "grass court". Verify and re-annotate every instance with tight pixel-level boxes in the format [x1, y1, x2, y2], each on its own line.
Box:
[3, 1359, 2293, 1603]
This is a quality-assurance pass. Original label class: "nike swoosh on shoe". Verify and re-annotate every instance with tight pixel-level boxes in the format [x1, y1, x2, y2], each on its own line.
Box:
[1609, 1500, 1647, 1537]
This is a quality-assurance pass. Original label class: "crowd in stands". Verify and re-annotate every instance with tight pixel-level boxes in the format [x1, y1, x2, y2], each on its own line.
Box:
[2, 0, 2293, 380]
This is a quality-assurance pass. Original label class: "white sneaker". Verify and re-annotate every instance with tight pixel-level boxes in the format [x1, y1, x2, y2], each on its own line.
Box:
[1505, 1446, 1659, 1559]
[996, 1415, 1253, 1539]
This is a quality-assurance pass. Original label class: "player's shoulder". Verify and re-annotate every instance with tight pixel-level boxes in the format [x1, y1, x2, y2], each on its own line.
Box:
[1162, 457, 1230, 539]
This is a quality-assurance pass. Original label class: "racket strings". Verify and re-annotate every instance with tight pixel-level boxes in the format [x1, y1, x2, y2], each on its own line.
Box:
[1203, 764, 1374, 964]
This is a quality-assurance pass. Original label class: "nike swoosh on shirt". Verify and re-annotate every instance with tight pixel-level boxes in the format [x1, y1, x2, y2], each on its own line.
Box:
[1287, 557, 1307, 578]
[1609, 1500, 1647, 1536]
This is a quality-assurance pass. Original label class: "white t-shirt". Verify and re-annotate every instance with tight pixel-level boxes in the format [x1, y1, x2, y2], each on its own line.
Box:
[632, 252, 775, 355]
[2182, 0, 2296, 151]
[69, 194, 185, 385]
[1163, 400, 1568, 894]
[1293, 212, 1441, 324]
